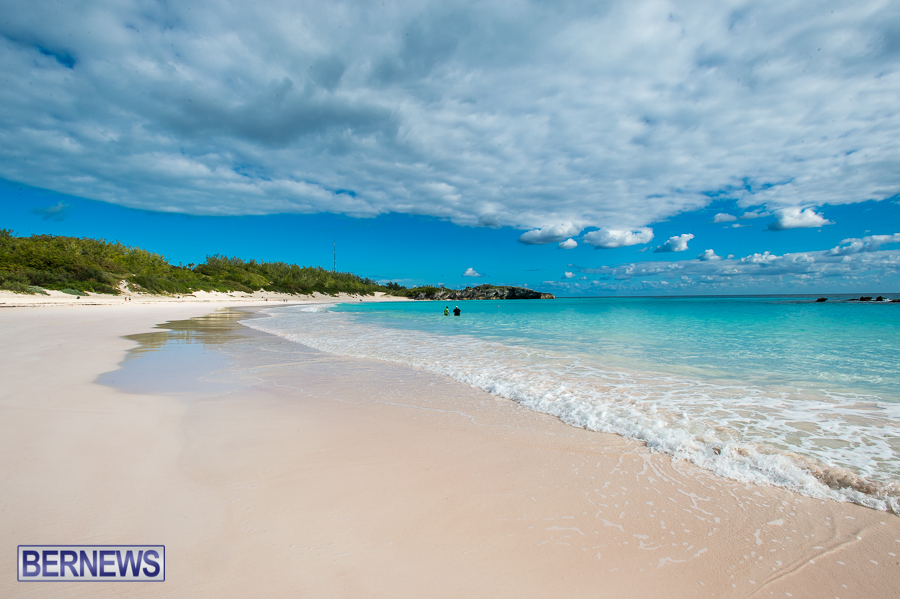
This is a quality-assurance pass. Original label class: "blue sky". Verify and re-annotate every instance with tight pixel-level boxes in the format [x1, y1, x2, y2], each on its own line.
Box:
[1, 1, 899, 295]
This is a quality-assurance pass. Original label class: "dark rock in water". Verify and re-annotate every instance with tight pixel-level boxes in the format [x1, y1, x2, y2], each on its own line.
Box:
[413, 284, 554, 301]
[859, 296, 873, 301]
[815, 297, 827, 302]
[892, 299, 900, 303]
[876, 296, 885, 301]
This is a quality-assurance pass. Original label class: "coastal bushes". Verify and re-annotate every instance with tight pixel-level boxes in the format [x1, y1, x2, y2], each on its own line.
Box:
[0, 230, 126, 294]
[386, 283, 554, 300]
[392, 285, 443, 298]
[0, 229, 387, 296]
[393, 283, 554, 300]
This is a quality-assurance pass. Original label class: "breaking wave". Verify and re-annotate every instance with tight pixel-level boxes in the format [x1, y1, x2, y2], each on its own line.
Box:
[244, 305, 900, 512]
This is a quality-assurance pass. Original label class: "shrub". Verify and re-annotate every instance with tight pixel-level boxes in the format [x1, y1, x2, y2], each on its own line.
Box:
[0, 231, 394, 297]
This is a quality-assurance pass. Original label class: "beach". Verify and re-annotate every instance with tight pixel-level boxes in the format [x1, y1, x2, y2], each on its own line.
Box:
[0, 288, 398, 308]
[2, 298, 899, 598]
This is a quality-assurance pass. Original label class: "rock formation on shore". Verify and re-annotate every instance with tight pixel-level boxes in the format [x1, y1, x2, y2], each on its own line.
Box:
[412, 284, 554, 300]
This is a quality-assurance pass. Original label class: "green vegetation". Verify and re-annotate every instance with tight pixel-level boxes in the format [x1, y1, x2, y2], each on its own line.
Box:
[0, 229, 389, 296]
[389, 285, 444, 298]
[390, 283, 553, 300]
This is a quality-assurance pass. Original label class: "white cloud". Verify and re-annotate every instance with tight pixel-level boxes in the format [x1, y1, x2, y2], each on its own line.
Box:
[697, 249, 721, 261]
[729, 223, 752, 228]
[462, 267, 484, 277]
[740, 211, 767, 220]
[741, 251, 778, 264]
[558, 238, 577, 250]
[570, 233, 900, 292]
[654, 233, 694, 253]
[766, 208, 834, 231]
[583, 228, 654, 249]
[518, 223, 581, 245]
[563, 271, 575, 279]
[712, 213, 737, 223]
[0, 1, 895, 230]
[826, 233, 900, 256]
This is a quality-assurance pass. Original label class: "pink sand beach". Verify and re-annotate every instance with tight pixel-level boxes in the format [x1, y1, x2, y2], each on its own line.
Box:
[2, 298, 899, 598]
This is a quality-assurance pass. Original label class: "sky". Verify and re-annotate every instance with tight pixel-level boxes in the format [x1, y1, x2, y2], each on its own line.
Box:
[1, 0, 899, 295]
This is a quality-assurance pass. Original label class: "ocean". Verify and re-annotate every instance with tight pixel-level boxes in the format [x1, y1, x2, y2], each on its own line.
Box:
[243, 295, 900, 512]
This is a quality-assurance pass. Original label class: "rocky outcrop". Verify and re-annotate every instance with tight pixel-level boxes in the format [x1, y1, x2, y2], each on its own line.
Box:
[848, 296, 897, 302]
[413, 284, 554, 301]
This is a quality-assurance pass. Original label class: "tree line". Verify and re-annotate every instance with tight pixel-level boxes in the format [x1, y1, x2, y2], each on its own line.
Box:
[0, 230, 390, 296]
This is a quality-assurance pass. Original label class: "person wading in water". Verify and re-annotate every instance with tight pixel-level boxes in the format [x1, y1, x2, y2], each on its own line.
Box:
[453, 306, 461, 316]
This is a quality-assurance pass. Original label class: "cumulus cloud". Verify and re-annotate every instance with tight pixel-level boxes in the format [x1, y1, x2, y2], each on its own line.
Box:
[567, 233, 900, 292]
[558, 238, 577, 250]
[583, 228, 654, 249]
[462, 267, 484, 277]
[766, 208, 834, 231]
[697, 249, 721, 261]
[518, 223, 581, 245]
[654, 233, 694, 253]
[563, 271, 575, 279]
[826, 233, 900, 256]
[0, 1, 898, 231]
[711, 213, 737, 223]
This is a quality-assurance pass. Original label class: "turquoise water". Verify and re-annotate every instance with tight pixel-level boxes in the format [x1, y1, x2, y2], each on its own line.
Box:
[245, 295, 900, 511]
[334, 296, 900, 399]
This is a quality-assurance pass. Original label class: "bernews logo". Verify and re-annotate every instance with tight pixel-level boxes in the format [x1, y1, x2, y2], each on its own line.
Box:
[17, 545, 165, 582]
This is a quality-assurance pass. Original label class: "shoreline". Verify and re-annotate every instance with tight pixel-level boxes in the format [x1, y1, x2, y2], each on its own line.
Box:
[245, 300, 900, 514]
[2, 302, 899, 597]
[0, 288, 411, 308]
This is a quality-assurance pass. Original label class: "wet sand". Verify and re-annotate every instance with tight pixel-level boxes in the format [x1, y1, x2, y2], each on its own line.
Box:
[2, 304, 899, 598]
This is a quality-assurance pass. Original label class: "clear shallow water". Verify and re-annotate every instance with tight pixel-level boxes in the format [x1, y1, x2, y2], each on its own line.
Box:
[244, 295, 900, 512]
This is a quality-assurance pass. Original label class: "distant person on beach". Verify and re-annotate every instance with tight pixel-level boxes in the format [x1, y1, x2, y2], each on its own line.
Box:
[453, 306, 461, 316]
[444, 306, 449, 316]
